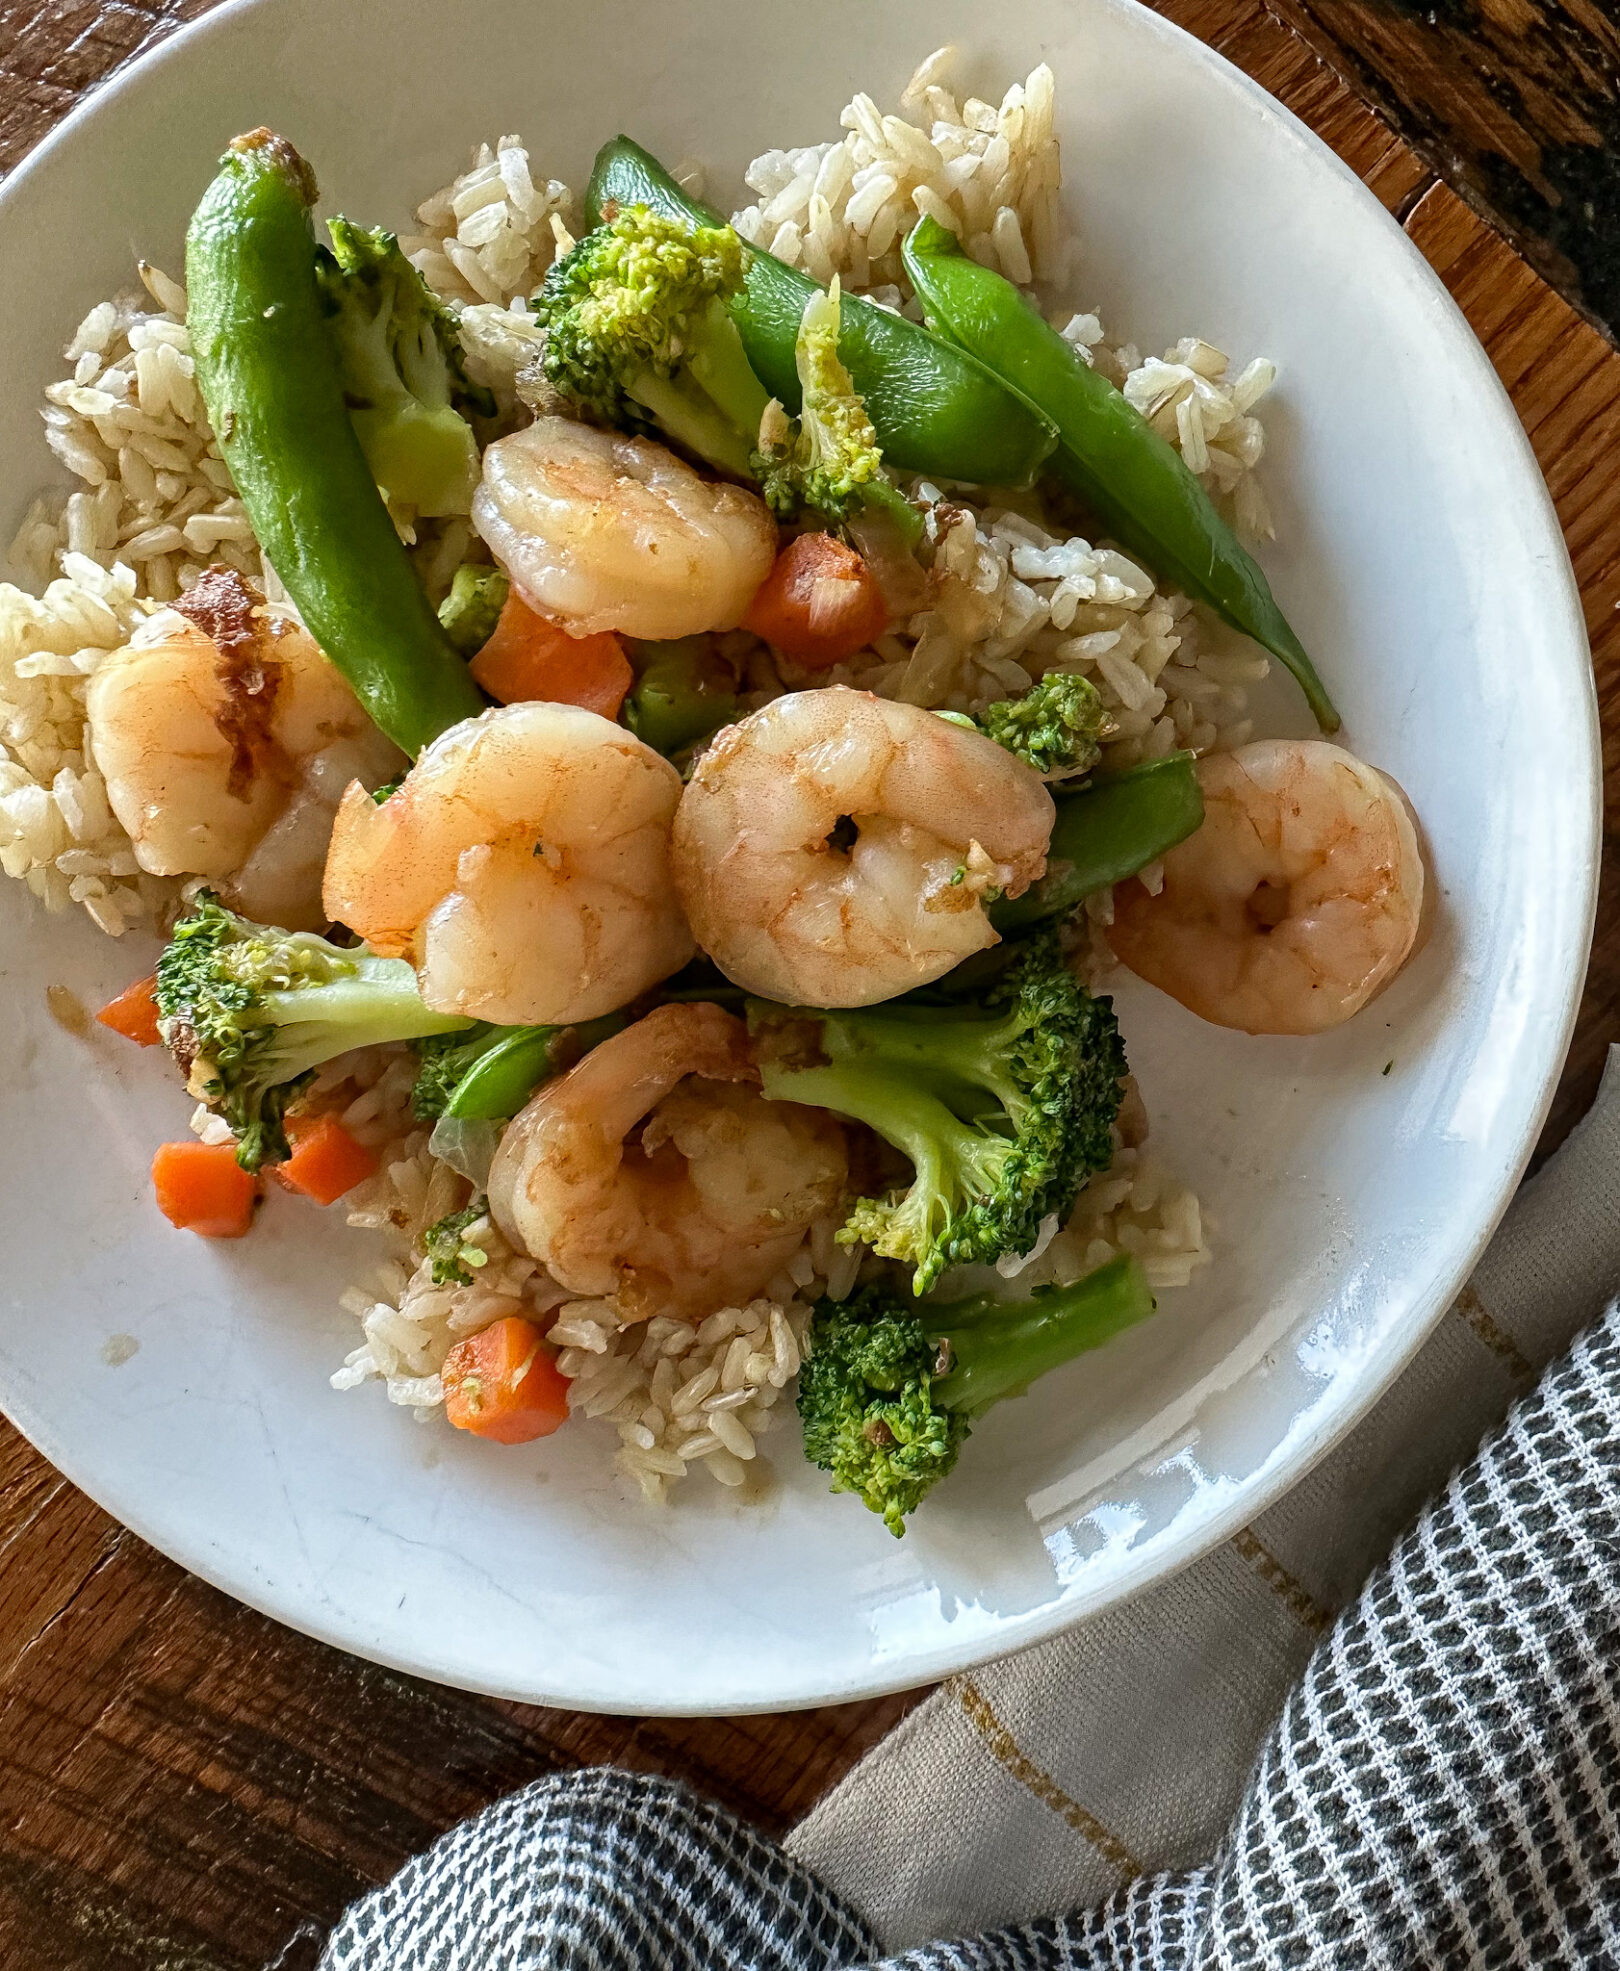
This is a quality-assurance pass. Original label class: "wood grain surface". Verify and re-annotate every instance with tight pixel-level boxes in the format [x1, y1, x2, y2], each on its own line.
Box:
[0, 2, 1616, 1966]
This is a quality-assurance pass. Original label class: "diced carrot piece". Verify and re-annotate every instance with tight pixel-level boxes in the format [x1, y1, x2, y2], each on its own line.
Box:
[151, 1141, 258, 1239]
[443, 1316, 572, 1445]
[470, 590, 632, 719]
[741, 531, 890, 668]
[270, 1113, 381, 1207]
[97, 973, 163, 1047]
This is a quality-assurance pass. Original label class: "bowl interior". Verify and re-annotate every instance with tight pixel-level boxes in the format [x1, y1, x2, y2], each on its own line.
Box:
[0, 0, 1595, 1710]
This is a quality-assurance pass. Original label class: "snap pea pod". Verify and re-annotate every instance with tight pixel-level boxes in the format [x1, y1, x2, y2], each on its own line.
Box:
[185, 132, 485, 755]
[990, 754, 1204, 934]
[902, 218, 1339, 733]
[445, 1015, 627, 1121]
[585, 137, 1056, 487]
[623, 637, 739, 756]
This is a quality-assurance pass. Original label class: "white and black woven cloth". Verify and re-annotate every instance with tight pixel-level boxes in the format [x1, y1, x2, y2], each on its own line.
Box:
[324, 1291, 1620, 1969]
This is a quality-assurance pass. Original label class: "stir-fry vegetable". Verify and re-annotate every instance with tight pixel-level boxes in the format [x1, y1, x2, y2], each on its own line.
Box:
[97, 973, 163, 1046]
[185, 131, 485, 755]
[798, 1254, 1155, 1533]
[991, 753, 1207, 933]
[975, 671, 1112, 780]
[442, 1315, 572, 1443]
[414, 1015, 627, 1124]
[468, 590, 632, 718]
[585, 137, 1056, 487]
[623, 637, 738, 755]
[270, 1113, 380, 1206]
[151, 1140, 259, 1239]
[317, 218, 488, 517]
[156, 891, 471, 1170]
[750, 928, 1126, 1293]
[438, 564, 509, 656]
[901, 216, 1340, 733]
[742, 532, 889, 668]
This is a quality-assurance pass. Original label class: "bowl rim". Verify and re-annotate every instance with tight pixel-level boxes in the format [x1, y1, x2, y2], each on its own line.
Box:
[0, 0, 1599, 1713]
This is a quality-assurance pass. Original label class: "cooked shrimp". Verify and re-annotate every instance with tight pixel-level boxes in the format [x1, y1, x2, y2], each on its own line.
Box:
[322, 701, 693, 1025]
[488, 1001, 848, 1319]
[1107, 739, 1425, 1035]
[473, 416, 778, 641]
[672, 686, 1054, 1007]
[84, 565, 401, 930]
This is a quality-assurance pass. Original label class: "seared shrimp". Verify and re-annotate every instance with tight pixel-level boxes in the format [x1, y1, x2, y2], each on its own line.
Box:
[85, 565, 401, 930]
[322, 701, 693, 1025]
[672, 686, 1054, 1007]
[1108, 739, 1425, 1035]
[473, 416, 778, 641]
[488, 1002, 848, 1319]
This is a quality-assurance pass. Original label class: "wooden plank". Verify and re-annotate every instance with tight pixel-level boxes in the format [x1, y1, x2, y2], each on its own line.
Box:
[0, 1, 1613, 1965]
[1264, 0, 1620, 345]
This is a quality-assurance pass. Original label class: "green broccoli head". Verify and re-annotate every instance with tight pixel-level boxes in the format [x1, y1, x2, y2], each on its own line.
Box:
[753, 280, 888, 526]
[797, 1285, 966, 1534]
[753, 927, 1127, 1293]
[423, 1200, 491, 1287]
[533, 205, 769, 479]
[155, 892, 471, 1170]
[317, 218, 490, 517]
[798, 1254, 1155, 1533]
[980, 671, 1114, 780]
[410, 1024, 500, 1121]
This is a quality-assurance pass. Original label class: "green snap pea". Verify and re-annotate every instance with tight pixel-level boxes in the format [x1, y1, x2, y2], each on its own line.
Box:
[990, 754, 1205, 934]
[585, 138, 1056, 488]
[902, 217, 1339, 733]
[444, 1016, 626, 1121]
[623, 637, 738, 756]
[186, 132, 486, 756]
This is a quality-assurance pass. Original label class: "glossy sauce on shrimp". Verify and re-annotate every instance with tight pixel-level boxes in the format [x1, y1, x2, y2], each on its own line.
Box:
[488, 1002, 848, 1319]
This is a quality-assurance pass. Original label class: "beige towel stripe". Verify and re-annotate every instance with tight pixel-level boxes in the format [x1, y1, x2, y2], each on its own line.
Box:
[1228, 1527, 1331, 1635]
[952, 1676, 1142, 1878]
[1453, 1285, 1535, 1384]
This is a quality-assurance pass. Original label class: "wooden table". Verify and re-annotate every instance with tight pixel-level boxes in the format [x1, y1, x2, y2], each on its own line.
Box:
[2, 2, 1618, 1964]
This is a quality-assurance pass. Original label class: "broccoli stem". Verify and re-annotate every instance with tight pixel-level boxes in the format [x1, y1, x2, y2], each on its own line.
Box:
[626, 370, 756, 479]
[930, 1254, 1156, 1415]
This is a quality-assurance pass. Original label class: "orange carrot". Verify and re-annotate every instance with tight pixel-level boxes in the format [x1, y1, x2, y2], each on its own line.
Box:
[97, 973, 163, 1047]
[741, 532, 889, 668]
[151, 1141, 258, 1239]
[270, 1113, 381, 1207]
[443, 1316, 572, 1445]
[470, 590, 632, 719]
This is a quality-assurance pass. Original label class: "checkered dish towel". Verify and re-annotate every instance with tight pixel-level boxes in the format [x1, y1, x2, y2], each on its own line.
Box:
[322, 1051, 1620, 1970]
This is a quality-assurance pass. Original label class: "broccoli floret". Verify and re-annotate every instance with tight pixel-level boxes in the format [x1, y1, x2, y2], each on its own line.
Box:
[155, 892, 472, 1170]
[979, 671, 1113, 780]
[318, 218, 490, 516]
[438, 564, 509, 656]
[423, 1200, 491, 1287]
[752, 928, 1126, 1293]
[411, 1024, 500, 1121]
[798, 1254, 1155, 1533]
[753, 279, 910, 532]
[533, 205, 770, 480]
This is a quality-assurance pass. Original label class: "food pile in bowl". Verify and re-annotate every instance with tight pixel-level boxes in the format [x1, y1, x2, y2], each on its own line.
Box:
[0, 48, 1425, 1535]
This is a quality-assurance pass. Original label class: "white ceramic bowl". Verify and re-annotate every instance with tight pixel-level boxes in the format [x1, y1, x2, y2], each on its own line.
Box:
[0, 0, 1596, 1713]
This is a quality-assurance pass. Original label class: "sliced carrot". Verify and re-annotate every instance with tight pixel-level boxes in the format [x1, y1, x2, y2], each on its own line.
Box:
[470, 590, 632, 719]
[97, 973, 163, 1047]
[270, 1113, 381, 1207]
[151, 1141, 258, 1239]
[443, 1316, 571, 1445]
[741, 531, 889, 669]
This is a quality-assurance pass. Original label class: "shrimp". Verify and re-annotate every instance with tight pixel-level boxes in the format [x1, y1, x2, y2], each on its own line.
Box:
[322, 701, 694, 1025]
[472, 416, 778, 641]
[1107, 739, 1426, 1035]
[488, 1001, 848, 1319]
[84, 565, 401, 930]
[671, 686, 1054, 1007]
